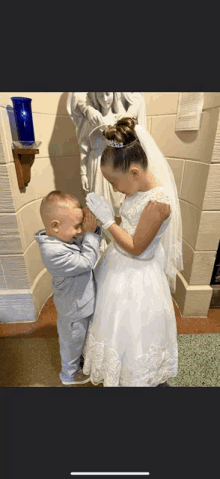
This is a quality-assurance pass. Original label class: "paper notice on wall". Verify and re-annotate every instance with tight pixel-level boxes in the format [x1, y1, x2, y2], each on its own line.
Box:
[175, 92, 204, 131]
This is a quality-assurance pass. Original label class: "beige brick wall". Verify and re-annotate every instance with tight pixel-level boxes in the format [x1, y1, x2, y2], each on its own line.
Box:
[143, 92, 220, 316]
[0, 92, 219, 321]
[0, 92, 85, 322]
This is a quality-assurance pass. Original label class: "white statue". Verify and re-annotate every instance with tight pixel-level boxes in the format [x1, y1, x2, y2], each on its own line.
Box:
[67, 91, 146, 129]
[67, 92, 146, 250]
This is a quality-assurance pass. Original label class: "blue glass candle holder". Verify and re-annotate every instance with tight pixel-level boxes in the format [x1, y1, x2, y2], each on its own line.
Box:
[11, 97, 35, 146]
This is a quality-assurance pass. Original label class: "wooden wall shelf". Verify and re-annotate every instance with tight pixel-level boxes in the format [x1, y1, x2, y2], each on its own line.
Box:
[12, 148, 39, 189]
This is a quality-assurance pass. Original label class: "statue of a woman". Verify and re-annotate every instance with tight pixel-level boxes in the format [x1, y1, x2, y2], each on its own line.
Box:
[67, 91, 146, 129]
[67, 92, 146, 251]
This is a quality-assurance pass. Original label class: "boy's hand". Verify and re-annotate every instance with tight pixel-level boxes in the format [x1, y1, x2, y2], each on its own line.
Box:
[82, 207, 97, 233]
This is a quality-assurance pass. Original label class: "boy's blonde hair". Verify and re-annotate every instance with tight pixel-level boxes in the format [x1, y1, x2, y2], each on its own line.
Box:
[40, 190, 82, 228]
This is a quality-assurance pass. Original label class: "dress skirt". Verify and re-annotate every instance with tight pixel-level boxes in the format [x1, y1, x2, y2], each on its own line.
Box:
[83, 241, 178, 387]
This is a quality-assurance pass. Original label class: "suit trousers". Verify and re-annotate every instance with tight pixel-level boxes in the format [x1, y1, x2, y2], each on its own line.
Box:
[57, 313, 93, 383]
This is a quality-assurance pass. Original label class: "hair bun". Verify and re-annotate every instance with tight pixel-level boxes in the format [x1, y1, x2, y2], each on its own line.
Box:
[116, 116, 137, 132]
[103, 116, 137, 146]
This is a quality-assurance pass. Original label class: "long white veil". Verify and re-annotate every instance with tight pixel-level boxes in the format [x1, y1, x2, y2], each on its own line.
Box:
[135, 124, 183, 293]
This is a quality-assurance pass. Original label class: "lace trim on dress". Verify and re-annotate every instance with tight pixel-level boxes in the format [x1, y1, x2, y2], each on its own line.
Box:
[83, 333, 178, 387]
[83, 334, 121, 386]
[124, 190, 172, 222]
[119, 189, 172, 237]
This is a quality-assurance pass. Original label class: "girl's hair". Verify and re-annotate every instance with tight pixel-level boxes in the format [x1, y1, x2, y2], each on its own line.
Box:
[101, 117, 148, 172]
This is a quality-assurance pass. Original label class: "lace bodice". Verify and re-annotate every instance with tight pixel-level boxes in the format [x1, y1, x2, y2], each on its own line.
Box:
[115, 186, 172, 260]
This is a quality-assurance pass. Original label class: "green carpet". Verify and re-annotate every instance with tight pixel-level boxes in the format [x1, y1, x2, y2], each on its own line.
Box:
[167, 333, 220, 387]
[0, 333, 219, 387]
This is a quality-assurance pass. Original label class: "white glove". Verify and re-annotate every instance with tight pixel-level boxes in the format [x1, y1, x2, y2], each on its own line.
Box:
[81, 175, 89, 193]
[86, 193, 115, 230]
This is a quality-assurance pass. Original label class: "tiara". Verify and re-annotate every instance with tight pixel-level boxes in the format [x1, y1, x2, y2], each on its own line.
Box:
[106, 139, 124, 148]
[106, 138, 138, 148]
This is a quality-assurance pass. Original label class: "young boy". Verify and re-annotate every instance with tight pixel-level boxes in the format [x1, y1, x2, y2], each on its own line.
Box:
[34, 190, 102, 385]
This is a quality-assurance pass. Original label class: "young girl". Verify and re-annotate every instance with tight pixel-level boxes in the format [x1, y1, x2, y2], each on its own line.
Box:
[82, 117, 183, 387]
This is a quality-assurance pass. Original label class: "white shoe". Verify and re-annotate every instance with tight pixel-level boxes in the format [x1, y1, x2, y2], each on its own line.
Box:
[62, 370, 91, 385]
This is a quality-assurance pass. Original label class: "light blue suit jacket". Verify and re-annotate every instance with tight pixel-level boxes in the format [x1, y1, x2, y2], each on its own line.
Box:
[34, 230, 102, 322]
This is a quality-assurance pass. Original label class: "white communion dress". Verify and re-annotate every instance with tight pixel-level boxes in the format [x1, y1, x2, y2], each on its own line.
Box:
[83, 186, 178, 387]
